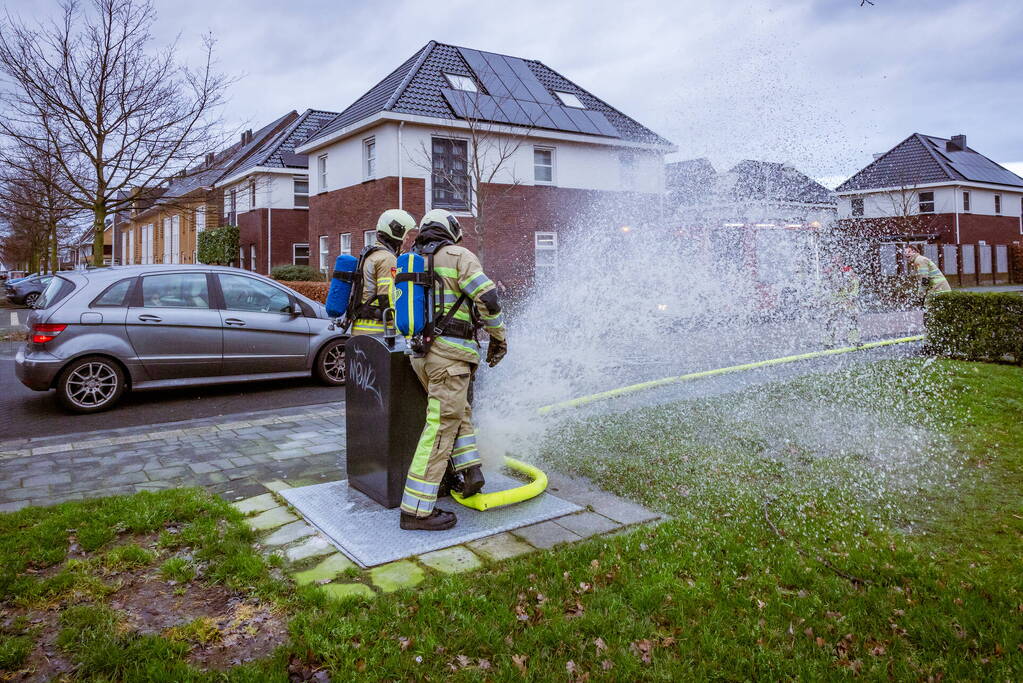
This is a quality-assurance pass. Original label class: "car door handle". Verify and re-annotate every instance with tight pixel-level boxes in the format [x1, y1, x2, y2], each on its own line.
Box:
[224, 318, 246, 326]
[137, 314, 162, 322]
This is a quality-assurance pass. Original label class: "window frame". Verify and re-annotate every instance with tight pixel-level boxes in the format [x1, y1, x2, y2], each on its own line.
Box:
[554, 91, 586, 108]
[850, 196, 864, 217]
[317, 154, 328, 192]
[339, 232, 352, 255]
[318, 235, 329, 274]
[534, 231, 558, 278]
[250, 244, 256, 271]
[293, 242, 310, 266]
[533, 146, 555, 185]
[444, 72, 478, 92]
[228, 188, 237, 225]
[139, 272, 212, 310]
[363, 137, 376, 180]
[248, 176, 256, 209]
[293, 175, 309, 208]
[430, 136, 470, 211]
[918, 191, 935, 214]
[994, 193, 1002, 215]
[962, 190, 970, 213]
[363, 230, 377, 248]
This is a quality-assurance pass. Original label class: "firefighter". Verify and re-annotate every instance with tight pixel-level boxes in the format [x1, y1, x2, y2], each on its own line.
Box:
[349, 209, 417, 336]
[399, 209, 507, 531]
[902, 245, 951, 305]
[822, 256, 861, 348]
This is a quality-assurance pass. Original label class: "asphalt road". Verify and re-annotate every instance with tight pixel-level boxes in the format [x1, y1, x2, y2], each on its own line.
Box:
[0, 357, 344, 441]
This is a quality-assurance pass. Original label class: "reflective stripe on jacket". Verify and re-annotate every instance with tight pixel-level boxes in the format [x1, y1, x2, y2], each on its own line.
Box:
[910, 255, 951, 294]
[352, 248, 396, 332]
[429, 244, 506, 364]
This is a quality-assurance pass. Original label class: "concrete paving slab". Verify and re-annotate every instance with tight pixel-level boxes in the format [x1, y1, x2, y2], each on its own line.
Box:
[554, 511, 620, 538]
[286, 535, 334, 563]
[370, 561, 425, 592]
[245, 506, 298, 531]
[232, 493, 278, 515]
[417, 546, 483, 574]
[467, 533, 535, 561]
[320, 583, 375, 601]
[291, 553, 357, 585]
[280, 472, 580, 568]
[263, 521, 315, 546]
[512, 520, 583, 549]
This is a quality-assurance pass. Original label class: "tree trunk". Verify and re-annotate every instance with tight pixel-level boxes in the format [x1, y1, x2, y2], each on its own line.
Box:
[50, 222, 59, 271]
[92, 203, 106, 266]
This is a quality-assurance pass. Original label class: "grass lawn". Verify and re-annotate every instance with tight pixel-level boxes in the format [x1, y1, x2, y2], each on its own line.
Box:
[1, 359, 1020, 680]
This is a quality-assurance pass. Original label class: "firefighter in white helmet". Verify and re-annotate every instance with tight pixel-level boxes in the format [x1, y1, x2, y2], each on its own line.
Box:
[349, 209, 417, 336]
[399, 209, 507, 531]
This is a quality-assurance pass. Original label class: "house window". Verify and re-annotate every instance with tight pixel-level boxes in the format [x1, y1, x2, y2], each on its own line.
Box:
[554, 91, 585, 108]
[339, 233, 351, 255]
[364, 230, 377, 247]
[248, 177, 256, 209]
[534, 147, 554, 184]
[994, 194, 1001, 214]
[228, 188, 237, 225]
[534, 232, 558, 280]
[293, 243, 309, 266]
[851, 197, 864, 217]
[318, 235, 329, 274]
[364, 137, 376, 180]
[918, 191, 934, 214]
[293, 176, 309, 208]
[239, 246, 245, 270]
[444, 73, 478, 92]
[317, 154, 328, 192]
[431, 137, 469, 210]
[962, 191, 970, 212]
[250, 244, 256, 271]
[194, 206, 206, 263]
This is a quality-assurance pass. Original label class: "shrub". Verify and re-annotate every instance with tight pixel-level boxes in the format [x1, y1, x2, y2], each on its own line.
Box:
[278, 281, 329, 304]
[925, 291, 1023, 364]
[196, 225, 239, 265]
[270, 264, 324, 282]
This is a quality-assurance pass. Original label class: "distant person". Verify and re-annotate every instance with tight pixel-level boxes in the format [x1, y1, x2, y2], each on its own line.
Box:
[903, 245, 951, 305]
[822, 256, 861, 348]
[349, 209, 416, 336]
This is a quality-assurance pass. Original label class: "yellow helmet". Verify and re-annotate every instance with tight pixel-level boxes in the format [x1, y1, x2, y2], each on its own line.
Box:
[419, 209, 462, 243]
[376, 209, 417, 242]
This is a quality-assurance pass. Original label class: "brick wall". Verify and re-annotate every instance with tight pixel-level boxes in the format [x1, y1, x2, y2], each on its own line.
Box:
[237, 208, 310, 275]
[839, 213, 1022, 246]
[957, 214, 1023, 245]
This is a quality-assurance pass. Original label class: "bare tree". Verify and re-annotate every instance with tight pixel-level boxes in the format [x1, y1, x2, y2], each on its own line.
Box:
[0, 0, 233, 266]
[409, 90, 533, 265]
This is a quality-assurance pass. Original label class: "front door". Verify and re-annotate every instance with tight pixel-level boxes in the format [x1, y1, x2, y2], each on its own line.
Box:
[126, 272, 222, 379]
[216, 273, 311, 375]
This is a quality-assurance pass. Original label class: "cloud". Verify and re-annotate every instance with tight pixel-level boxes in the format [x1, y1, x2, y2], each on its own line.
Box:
[4, 0, 1022, 185]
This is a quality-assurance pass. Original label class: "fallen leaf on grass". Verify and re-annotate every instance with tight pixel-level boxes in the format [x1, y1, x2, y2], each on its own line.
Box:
[630, 639, 653, 664]
[397, 636, 413, 651]
[565, 601, 585, 619]
[511, 654, 527, 673]
[601, 660, 614, 671]
[594, 637, 607, 652]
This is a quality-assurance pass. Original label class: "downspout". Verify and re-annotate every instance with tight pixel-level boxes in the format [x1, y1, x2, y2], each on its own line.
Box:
[953, 184, 960, 244]
[397, 121, 405, 210]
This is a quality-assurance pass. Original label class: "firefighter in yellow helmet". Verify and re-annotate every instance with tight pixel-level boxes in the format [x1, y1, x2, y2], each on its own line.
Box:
[902, 245, 951, 305]
[399, 209, 507, 531]
[349, 209, 417, 336]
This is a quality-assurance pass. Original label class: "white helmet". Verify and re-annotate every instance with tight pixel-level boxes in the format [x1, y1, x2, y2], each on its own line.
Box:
[419, 209, 462, 243]
[376, 209, 417, 243]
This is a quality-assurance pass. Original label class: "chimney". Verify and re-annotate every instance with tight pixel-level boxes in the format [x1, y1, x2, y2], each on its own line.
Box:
[241, 129, 253, 145]
[947, 134, 966, 152]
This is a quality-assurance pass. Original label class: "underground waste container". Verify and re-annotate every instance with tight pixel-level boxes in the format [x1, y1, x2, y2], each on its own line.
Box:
[344, 332, 427, 508]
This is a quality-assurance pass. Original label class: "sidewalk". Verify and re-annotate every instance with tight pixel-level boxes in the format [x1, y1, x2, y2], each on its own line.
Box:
[0, 402, 346, 512]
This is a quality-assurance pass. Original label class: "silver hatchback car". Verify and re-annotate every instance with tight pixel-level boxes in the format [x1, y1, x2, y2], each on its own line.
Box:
[16, 265, 348, 413]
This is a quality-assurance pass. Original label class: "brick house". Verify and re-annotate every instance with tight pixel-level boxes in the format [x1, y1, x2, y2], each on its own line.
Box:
[294, 41, 675, 289]
[214, 109, 338, 274]
[836, 133, 1023, 246]
[126, 113, 299, 265]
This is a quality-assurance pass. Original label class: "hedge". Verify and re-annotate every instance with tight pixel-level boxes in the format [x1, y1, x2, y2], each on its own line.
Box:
[278, 281, 328, 304]
[925, 291, 1023, 364]
[197, 225, 239, 265]
[270, 264, 324, 282]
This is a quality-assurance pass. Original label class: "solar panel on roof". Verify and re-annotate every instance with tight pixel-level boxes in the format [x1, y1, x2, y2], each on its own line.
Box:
[494, 96, 529, 126]
[506, 58, 556, 104]
[458, 48, 513, 99]
[516, 100, 558, 129]
[540, 103, 579, 132]
[564, 107, 599, 134]
[483, 53, 532, 102]
[582, 110, 619, 137]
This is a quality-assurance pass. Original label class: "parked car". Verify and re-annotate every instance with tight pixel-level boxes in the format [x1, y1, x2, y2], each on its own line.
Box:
[16, 265, 349, 413]
[5, 274, 54, 307]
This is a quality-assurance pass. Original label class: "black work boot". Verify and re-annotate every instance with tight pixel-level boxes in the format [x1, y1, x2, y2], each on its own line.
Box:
[400, 508, 457, 531]
[460, 465, 485, 497]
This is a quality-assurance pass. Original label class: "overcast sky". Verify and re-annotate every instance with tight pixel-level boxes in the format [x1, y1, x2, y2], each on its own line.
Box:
[6, 0, 1023, 186]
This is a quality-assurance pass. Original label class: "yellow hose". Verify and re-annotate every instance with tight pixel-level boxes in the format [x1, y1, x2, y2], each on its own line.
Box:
[537, 335, 924, 415]
[451, 456, 548, 511]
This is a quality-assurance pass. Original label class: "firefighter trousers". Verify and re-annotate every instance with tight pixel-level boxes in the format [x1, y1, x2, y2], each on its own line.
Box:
[400, 351, 482, 517]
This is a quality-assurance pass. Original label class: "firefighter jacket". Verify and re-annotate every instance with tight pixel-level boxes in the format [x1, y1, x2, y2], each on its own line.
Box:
[826, 266, 861, 310]
[429, 244, 506, 365]
[351, 247, 396, 335]
[909, 254, 951, 295]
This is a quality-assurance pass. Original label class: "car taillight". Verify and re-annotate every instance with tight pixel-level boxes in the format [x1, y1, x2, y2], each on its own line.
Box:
[32, 324, 67, 344]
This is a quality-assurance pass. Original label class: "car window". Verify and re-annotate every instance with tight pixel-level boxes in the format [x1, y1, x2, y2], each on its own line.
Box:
[218, 273, 291, 314]
[141, 273, 210, 309]
[92, 278, 133, 307]
[35, 276, 74, 309]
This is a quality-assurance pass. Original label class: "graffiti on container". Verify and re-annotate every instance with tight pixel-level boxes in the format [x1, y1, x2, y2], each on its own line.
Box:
[349, 348, 383, 408]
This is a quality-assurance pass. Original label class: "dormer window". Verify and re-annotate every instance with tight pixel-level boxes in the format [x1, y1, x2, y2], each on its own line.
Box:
[444, 73, 478, 92]
[554, 91, 585, 108]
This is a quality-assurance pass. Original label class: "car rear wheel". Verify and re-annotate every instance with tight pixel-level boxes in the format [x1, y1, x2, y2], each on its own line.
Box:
[23, 292, 39, 307]
[56, 356, 126, 413]
[314, 338, 346, 386]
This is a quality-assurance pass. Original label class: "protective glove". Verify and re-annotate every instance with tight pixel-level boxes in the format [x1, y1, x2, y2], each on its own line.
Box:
[485, 338, 507, 367]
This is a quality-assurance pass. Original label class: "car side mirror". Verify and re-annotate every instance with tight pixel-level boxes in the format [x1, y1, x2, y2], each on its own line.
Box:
[291, 302, 303, 316]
